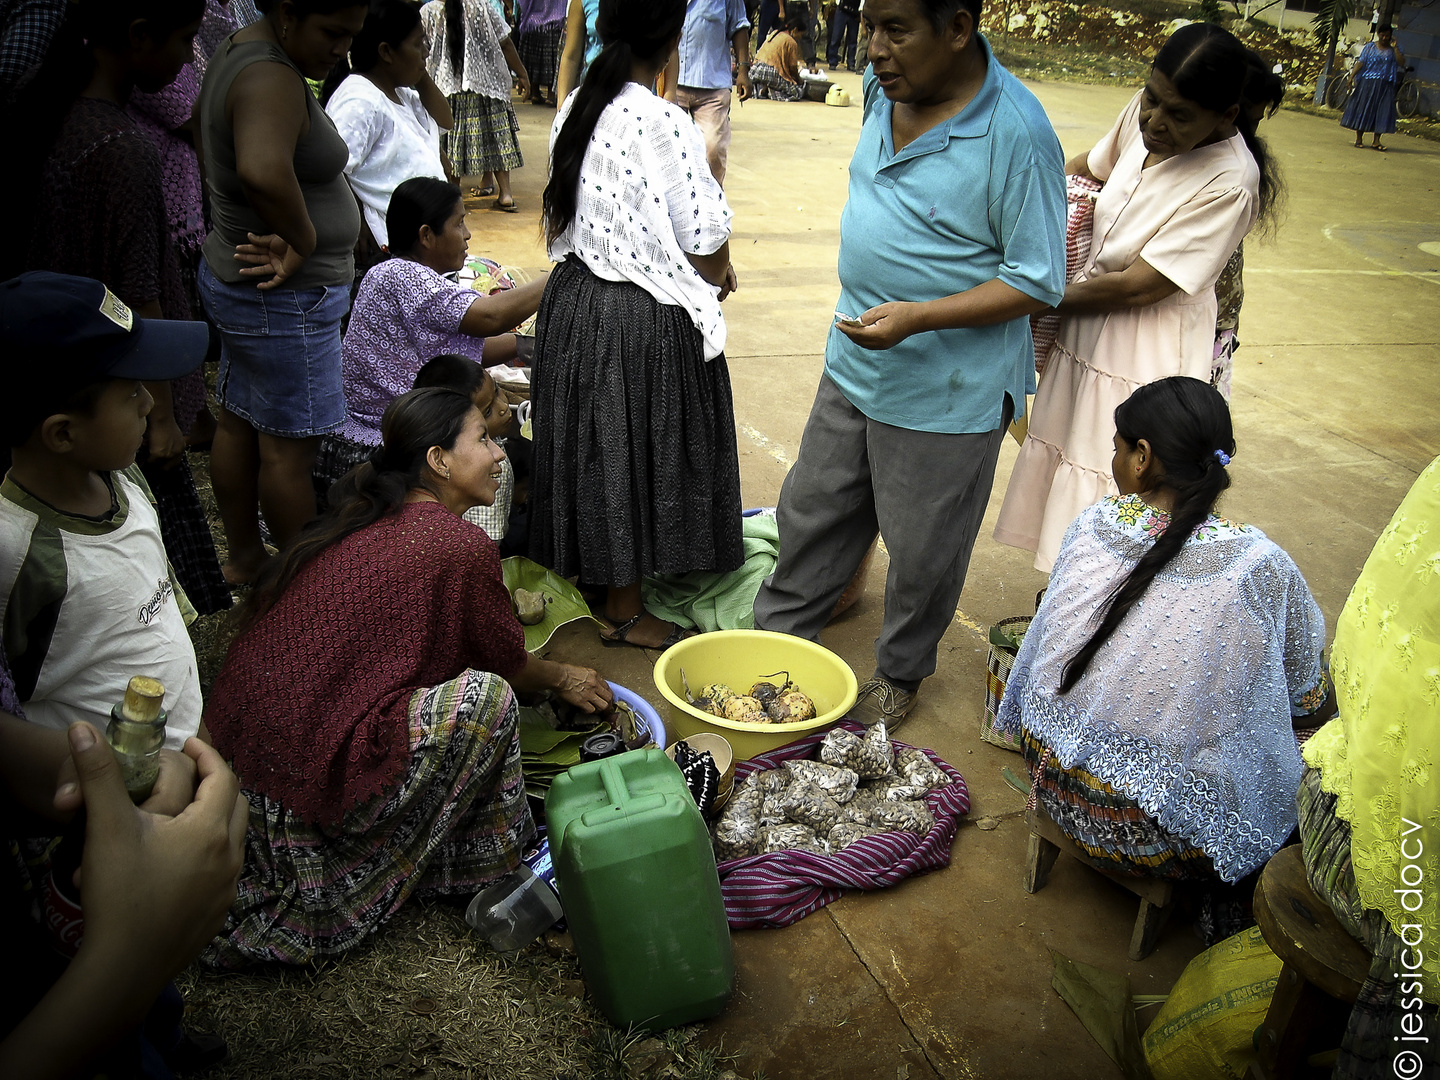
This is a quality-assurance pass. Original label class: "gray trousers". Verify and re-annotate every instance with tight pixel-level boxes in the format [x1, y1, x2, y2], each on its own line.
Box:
[753, 374, 1010, 686]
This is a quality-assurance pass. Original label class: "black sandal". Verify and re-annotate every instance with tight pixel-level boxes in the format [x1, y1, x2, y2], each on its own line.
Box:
[599, 613, 691, 650]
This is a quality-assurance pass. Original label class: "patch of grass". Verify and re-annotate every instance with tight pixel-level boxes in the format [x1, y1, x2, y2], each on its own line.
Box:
[178, 903, 596, 1080]
[583, 1023, 747, 1079]
[588, 1026, 653, 1080]
[180, 903, 763, 1080]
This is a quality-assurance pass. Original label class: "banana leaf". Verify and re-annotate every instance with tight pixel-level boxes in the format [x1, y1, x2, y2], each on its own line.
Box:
[518, 722, 586, 757]
[518, 710, 608, 756]
[989, 621, 1029, 651]
[519, 716, 611, 798]
[501, 557, 600, 652]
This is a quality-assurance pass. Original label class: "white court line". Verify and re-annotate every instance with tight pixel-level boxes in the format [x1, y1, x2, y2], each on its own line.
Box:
[1249, 268, 1440, 280]
[740, 423, 791, 470]
[1313, 228, 1440, 286]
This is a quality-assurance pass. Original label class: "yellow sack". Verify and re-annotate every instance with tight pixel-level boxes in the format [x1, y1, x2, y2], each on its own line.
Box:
[1142, 926, 1281, 1080]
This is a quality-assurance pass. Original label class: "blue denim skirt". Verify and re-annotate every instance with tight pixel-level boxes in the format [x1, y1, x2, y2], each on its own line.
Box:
[198, 259, 350, 438]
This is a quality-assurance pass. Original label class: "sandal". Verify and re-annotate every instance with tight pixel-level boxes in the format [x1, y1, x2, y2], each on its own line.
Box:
[599, 612, 691, 650]
[1373, 143, 1388, 152]
[467, 184, 497, 198]
[493, 198, 518, 213]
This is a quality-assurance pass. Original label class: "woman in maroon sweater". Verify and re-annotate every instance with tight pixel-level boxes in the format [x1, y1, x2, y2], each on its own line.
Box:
[202, 387, 610, 967]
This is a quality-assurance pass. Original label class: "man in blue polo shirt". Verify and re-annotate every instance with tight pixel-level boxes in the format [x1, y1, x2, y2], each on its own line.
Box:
[674, 0, 752, 184]
[754, 0, 1065, 730]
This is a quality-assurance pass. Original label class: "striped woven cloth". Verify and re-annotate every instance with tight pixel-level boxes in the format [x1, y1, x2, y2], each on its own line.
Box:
[1031, 173, 1102, 376]
[717, 721, 970, 929]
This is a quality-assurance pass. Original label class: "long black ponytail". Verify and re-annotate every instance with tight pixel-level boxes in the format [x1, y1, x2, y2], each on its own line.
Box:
[542, 0, 687, 248]
[444, 0, 465, 80]
[241, 388, 475, 629]
[1154, 22, 1282, 227]
[1237, 46, 1287, 235]
[1058, 377, 1236, 694]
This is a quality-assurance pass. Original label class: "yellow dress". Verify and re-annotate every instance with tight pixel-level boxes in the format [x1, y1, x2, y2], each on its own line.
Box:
[1303, 455, 1440, 999]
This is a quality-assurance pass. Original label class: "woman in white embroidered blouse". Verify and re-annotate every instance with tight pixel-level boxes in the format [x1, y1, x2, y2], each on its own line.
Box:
[997, 378, 1333, 937]
[324, 0, 450, 252]
[421, 0, 530, 211]
[529, 0, 744, 650]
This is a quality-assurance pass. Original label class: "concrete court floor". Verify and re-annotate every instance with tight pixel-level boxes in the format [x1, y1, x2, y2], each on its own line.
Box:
[469, 72, 1440, 1080]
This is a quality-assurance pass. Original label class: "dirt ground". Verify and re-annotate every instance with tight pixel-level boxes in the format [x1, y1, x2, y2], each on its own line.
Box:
[183, 65, 1440, 1080]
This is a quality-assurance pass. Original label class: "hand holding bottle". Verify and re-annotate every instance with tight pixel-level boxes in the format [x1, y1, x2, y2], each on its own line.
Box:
[54, 747, 198, 821]
[68, 723, 247, 982]
[0, 726, 247, 1079]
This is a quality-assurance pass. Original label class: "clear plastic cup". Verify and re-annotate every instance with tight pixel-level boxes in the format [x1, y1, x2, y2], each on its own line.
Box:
[464, 862, 563, 955]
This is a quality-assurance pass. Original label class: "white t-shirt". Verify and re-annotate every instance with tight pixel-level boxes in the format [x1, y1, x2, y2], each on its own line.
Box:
[326, 75, 447, 248]
[548, 83, 733, 359]
[0, 469, 202, 750]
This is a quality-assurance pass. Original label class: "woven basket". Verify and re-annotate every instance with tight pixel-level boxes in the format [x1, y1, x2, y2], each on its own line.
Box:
[980, 616, 1032, 752]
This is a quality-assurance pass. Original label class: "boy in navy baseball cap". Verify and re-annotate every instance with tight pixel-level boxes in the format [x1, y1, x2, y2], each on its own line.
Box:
[0, 271, 212, 748]
[1, 271, 210, 451]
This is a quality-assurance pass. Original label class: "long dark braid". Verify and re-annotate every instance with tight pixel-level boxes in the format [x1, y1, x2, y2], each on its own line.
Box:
[444, 0, 465, 78]
[1058, 377, 1237, 694]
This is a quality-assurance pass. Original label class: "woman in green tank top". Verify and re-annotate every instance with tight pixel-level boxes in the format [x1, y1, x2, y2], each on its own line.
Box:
[195, 0, 366, 586]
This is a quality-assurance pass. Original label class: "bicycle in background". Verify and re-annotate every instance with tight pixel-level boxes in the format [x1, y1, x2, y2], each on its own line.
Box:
[1328, 64, 1425, 118]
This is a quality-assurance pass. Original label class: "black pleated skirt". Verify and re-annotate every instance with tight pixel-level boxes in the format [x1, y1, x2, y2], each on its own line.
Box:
[529, 257, 743, 586]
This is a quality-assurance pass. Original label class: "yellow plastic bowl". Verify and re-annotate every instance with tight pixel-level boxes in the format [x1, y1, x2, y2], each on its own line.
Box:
[652, 630, 858, 760]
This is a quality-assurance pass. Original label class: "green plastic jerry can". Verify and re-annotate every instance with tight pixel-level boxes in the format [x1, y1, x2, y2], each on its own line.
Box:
[546, 749, 734, 1031]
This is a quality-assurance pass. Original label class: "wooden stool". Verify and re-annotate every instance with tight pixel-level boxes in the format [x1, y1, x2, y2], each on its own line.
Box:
[1023, 806, 1175, 961]
[1248, 844, 1370, 1080]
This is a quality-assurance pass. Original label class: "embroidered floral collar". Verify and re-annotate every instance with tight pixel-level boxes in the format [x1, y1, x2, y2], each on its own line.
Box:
[1101, 493, 1252, 543]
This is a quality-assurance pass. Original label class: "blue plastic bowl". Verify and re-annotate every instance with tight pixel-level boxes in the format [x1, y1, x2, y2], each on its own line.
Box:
[607, 681, 666, 750]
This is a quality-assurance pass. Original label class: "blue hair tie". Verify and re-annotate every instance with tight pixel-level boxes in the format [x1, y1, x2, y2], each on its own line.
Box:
[1214, 449, 1231, 466]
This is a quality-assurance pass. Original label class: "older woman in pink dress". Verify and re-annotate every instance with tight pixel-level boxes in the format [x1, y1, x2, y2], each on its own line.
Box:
[994, 24, 1281, 572]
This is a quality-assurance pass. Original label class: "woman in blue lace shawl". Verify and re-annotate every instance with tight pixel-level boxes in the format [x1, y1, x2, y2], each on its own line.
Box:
[997, 377, 1334, 940]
